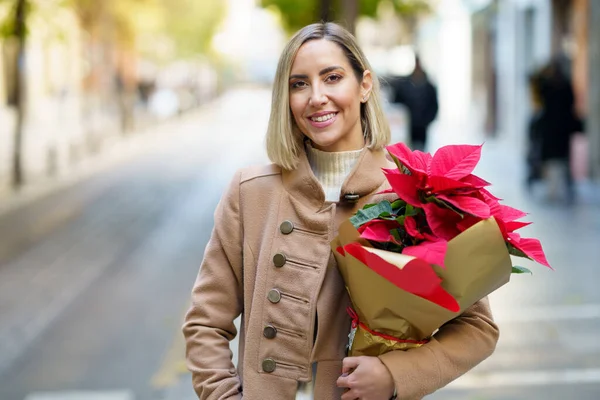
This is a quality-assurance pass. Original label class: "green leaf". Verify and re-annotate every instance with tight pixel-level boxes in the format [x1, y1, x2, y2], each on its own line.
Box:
[395, 215, 406, 225]
[512, 265, 533, 274]
[390, 228, 403, 243]
[405, 204, 420, 217]
[391, 199, 406, 209]
[350, 200, 393, 228]
[507, 243, 531, 259]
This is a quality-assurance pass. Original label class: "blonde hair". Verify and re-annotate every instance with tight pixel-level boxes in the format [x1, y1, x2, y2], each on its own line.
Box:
[266, 22, 391, 170]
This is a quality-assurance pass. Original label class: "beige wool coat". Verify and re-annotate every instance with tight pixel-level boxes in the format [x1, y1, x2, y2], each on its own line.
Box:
[183, 147, 499, 400]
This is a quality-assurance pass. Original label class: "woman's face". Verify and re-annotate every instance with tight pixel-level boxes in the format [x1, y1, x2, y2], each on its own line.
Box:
[288, 39, 372, 152]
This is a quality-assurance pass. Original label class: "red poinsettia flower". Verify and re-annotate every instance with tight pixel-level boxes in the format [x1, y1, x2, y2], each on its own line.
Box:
[364, 142, 552, 270]
[358, 219, 402, 244]
[384, 143, 492, 222]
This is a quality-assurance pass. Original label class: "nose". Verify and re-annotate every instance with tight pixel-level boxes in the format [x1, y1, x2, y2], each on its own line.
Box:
[308, 84, 328, 107]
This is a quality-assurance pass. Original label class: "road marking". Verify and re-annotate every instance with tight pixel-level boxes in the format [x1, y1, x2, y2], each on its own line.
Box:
[493, 304, 600, 323]
[24, 391, 134, 400]
[152, 314, 242, 389]
[151, 310, 189, 389]
[447, 368, 600, 389]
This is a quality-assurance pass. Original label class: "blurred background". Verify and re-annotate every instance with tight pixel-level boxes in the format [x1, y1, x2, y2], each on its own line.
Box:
[0, 0, 599, 399]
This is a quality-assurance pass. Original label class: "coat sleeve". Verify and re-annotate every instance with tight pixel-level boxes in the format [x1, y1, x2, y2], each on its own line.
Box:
[182, 170, 244, 400]
[378, 297, 499, 400]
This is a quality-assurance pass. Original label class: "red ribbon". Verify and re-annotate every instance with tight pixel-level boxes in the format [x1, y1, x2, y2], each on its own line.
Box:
[347, 307, 430, 345]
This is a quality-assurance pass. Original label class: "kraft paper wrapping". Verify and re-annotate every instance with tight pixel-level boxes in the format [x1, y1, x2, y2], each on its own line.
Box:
[332, 217, 512, 357]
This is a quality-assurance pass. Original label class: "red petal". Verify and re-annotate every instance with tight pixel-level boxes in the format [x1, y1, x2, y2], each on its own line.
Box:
[343, 243, 459, 311]
[504, 220, 532, 232]
[422, 203, 462, 240]
[437, 194, 491, 218]
[431, 144, 483, 180]
[404, 216, 422, 239]
[376, 188, 395, 194]
[497, 205, 528, 222]
[508, 234, 552, 269]
[494, 218, 509, 239]
[386, 142, 428, 175]
[383, 171, 422, 206]
[481, 191, 502, 216]
[359, 220, 402, 244]
[461, 174, 491, 188]
[402, 240, 449, 268]
[412, 150, 433, 175]
[428, 175, 473, 192]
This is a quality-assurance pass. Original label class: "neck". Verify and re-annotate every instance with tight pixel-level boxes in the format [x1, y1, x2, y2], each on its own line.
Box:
[305, 142, 363, 202]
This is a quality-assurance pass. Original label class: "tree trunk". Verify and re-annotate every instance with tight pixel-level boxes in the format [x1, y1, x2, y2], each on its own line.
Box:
[12, 0, 27, 189]
[320, 0, 333, 22]
[341, 0, 358, 35]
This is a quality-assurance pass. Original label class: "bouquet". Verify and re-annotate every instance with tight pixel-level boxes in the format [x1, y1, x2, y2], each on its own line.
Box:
[331, 142, 551, 357]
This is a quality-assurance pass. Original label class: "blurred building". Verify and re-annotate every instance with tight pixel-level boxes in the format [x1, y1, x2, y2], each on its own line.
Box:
[0, 3, 84, 192]
[466, 0, 600, 180]
[0, 1, 222, 195]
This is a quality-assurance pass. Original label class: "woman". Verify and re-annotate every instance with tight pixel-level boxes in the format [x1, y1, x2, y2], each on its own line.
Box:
[183, 22, 499, 400]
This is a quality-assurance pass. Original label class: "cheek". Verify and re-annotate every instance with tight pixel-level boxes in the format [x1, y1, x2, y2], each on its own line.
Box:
[332, 84, 361, 113]
[289, 94, 306, 123]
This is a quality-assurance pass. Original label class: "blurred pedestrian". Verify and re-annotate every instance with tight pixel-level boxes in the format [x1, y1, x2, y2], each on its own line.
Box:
[389, 55, 438, 151]
[526, 57, 582, 202]
[183, 22, 497, 400]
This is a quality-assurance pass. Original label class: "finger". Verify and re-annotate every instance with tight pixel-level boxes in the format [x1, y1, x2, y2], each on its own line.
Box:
[336, 373, 350, 388]
[342, 357, 361, 374]
[340, 388, 360, 400]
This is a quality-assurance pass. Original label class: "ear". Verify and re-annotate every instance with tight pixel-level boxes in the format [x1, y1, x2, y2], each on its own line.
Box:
[360, 70, 373, 102]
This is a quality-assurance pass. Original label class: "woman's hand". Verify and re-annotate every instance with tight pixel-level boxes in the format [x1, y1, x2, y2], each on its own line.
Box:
[336, 356, 396, 400]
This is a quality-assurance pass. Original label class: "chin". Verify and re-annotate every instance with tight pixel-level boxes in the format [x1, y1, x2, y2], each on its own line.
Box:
[307, 133, 341, 149]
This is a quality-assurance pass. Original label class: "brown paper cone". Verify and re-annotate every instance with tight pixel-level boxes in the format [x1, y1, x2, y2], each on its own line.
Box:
[333, 217, 512, 357]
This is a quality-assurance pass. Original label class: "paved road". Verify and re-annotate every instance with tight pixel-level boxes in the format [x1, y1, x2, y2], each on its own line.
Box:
[0, 88, 269, 400]
[0, 87, 599, 400]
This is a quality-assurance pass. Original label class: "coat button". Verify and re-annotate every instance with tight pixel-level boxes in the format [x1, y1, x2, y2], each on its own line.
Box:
[273, 253, 287, 268]
[262, 358, 276, 373]
[263, 325, 277, 339]
[280, 220, 294, 234]
[267, 289, 281, 303]
[344, 193, 360, 202]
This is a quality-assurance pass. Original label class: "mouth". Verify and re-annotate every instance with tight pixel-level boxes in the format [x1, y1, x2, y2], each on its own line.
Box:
[307, 112, 338, 128]
[309, 112, 337, 122]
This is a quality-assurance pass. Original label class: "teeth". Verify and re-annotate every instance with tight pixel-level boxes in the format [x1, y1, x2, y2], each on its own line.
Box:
[311, 113, 335, 122]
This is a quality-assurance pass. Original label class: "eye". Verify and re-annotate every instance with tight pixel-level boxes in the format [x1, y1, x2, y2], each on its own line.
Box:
[326, 74, 342, 83]
[290, 80, 307, 89]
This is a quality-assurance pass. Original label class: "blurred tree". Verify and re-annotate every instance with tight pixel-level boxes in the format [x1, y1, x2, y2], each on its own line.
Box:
[0, 0, 30, 188]
[261, 0, 432, 35]
[156, 0, 225, 59]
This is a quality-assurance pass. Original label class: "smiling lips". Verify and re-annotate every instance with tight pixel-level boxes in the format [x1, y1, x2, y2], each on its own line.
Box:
[308, 111, 338, 128]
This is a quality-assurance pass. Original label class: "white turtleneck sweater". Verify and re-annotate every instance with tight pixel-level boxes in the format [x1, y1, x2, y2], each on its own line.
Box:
[306, 143, 363, 202]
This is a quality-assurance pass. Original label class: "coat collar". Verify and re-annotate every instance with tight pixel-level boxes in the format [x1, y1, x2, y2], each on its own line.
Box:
[281, 144, 391, 211]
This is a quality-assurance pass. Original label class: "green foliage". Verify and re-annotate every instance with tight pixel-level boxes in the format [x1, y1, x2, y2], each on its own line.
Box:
[158, 0, 225, 57]
[0, 0, 32, 39]
[64, 0, 224, 56]
[512, 265, 533, 274]
[260, 0, 433, 35]
[260, 0, 320, 34]
[350, 200, 394, 228]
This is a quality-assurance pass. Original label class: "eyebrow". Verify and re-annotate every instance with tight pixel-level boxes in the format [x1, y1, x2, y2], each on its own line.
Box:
[289, 65, 345, 80]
